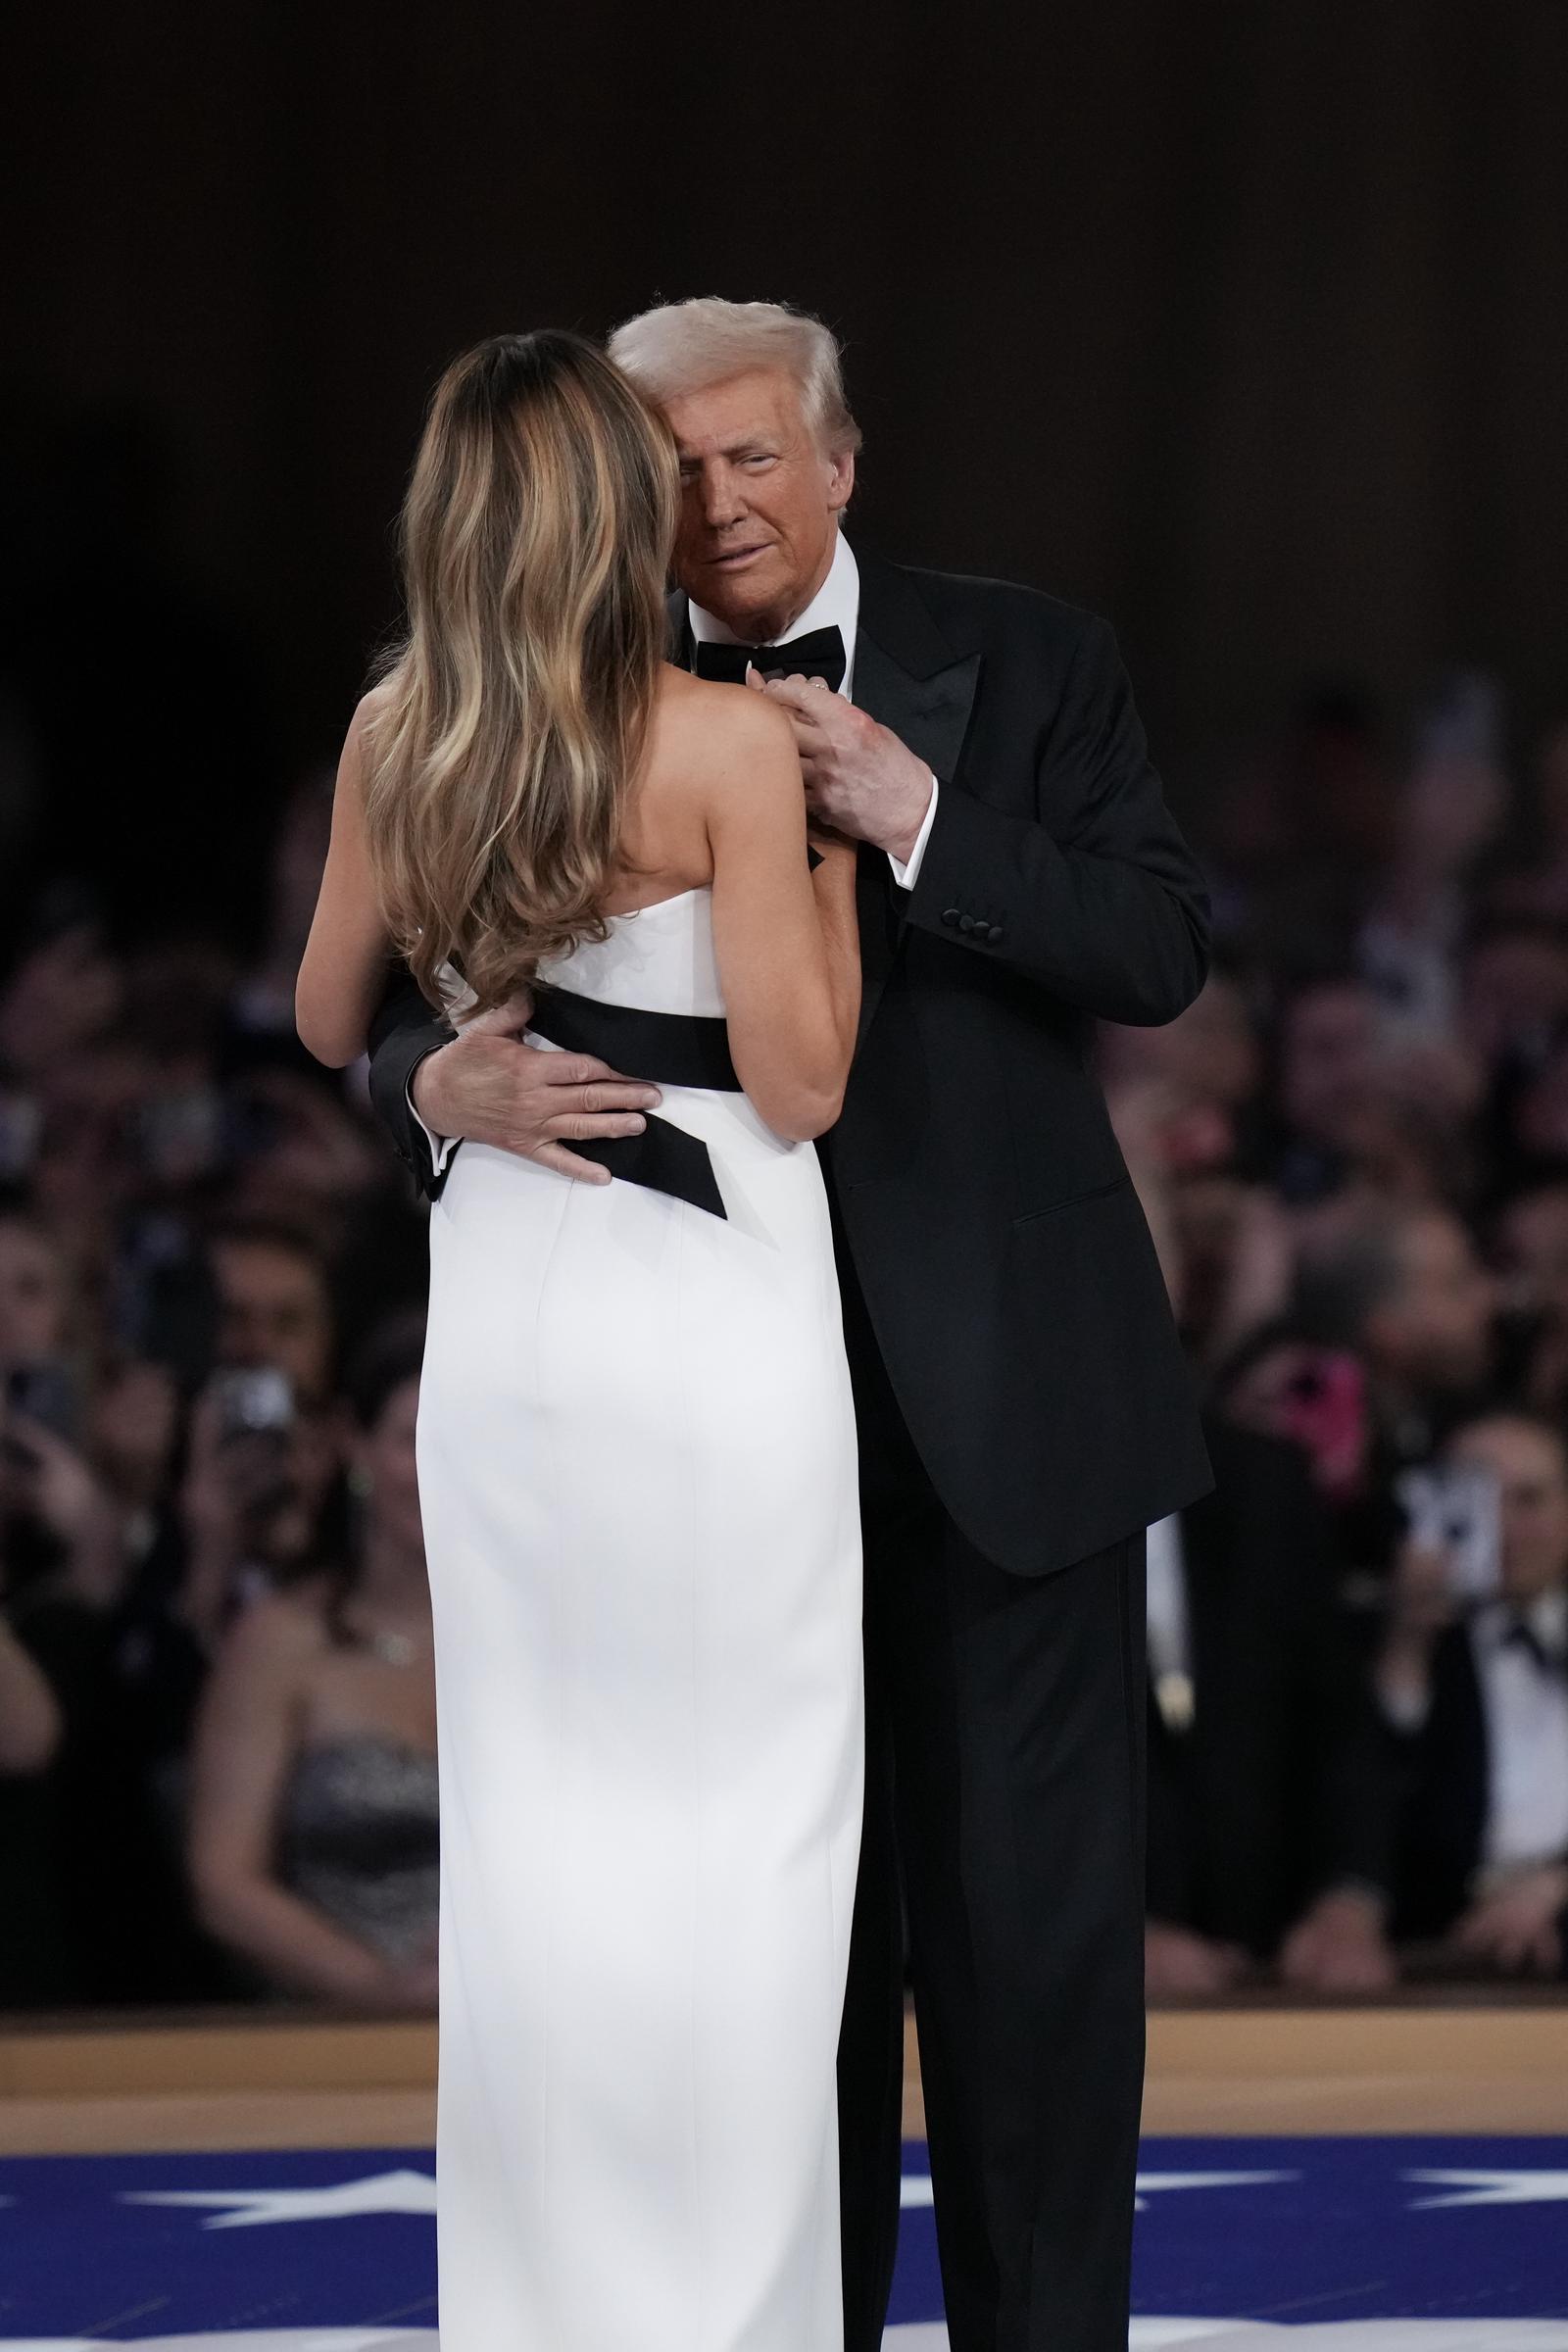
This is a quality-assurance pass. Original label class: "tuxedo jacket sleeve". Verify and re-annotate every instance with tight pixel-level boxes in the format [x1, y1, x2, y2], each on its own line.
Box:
[905, 612, 1207, 1025]
[366, 965, 457, 1198]
[1380, 1627, 1491, 1940]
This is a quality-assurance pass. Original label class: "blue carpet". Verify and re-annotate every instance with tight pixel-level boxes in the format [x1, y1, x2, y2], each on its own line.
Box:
[1, 2136, 1565, 2344]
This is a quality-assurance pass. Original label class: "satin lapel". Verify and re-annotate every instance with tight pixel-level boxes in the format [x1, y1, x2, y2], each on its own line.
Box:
[849, 628, 982, 794]
[852, 842, 900, 1055]
[848, 567, 981, 1051]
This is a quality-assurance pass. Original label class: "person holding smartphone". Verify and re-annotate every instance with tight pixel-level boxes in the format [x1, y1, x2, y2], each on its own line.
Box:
[1377, 1410, 1568, 1977]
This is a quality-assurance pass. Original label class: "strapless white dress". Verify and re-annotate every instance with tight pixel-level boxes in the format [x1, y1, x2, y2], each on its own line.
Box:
[415, 887, 863, 2351]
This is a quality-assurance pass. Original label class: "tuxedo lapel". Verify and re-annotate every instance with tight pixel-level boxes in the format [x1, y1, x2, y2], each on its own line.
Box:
[849, 552, 982, 791]
[669, 557, 982, 777]
[1437, 1627, 1493, 1884]
[843, 552, 981, 1049]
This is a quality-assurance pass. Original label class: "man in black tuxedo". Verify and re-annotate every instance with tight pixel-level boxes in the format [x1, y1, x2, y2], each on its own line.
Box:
[1376, 1410, 1568, 1978]
[366, 299, 1213, 2352]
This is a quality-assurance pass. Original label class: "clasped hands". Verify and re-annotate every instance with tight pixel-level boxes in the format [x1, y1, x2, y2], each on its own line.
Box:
[411, 679, 931, 1182]
[743, 665, 933, 867]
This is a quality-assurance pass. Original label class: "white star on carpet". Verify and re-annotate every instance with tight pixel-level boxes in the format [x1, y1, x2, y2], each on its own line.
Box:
[897, 2169, 1295, 2216]
[118, 2168, 437, 2229]
[1134, 2170, 1297, 2212]
[1404, 2167, 1568, 2209]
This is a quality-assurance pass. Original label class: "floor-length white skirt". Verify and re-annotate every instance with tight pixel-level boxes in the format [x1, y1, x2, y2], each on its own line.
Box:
[416, 1030, 863, 2352]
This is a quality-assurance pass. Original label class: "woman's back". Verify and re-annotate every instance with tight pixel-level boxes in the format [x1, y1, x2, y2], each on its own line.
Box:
[443, 662, 861, 1146]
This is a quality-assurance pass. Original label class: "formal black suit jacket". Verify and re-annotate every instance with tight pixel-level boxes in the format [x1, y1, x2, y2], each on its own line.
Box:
[366, 547, 1214, 1574]
[1384, 1617, 1568, 1955]
[1146, 1417, 1396, 1956]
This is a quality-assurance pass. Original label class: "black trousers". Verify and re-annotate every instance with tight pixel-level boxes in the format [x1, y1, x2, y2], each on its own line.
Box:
[832, 1237, 1149, 2352]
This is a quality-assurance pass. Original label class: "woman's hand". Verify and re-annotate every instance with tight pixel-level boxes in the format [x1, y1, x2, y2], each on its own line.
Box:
[759, 672, 935, 865]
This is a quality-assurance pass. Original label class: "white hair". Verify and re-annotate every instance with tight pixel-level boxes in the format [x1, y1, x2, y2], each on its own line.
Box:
[607, 297, 862, 458]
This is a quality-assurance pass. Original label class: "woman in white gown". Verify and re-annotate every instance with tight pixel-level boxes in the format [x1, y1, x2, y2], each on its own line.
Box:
[297, 329, 863, 2351]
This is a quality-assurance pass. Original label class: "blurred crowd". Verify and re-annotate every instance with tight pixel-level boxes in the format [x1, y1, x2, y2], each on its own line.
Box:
[4, 642, 1568, 2012]
[0, 729, 440, 2009]
[1104, 674, 1568, 1994]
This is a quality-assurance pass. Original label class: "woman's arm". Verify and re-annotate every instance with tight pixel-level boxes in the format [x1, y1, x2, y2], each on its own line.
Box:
[705, 689, 860, 1141]
[185, 1594, 407, 2004]
[296, 695, 394, 1068]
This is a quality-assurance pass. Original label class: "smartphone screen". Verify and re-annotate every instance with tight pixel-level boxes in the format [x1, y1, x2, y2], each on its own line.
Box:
[1396, 1463, 1502, 1603]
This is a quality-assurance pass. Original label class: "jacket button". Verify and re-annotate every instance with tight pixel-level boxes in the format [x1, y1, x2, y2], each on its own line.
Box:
[987, 923, 1005, 944]
[958, 913, 977, 934]
[942, 906, 960, 928]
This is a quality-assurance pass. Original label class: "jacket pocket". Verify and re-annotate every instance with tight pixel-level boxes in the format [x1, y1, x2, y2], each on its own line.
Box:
[1010, 1170, 1132, 1227]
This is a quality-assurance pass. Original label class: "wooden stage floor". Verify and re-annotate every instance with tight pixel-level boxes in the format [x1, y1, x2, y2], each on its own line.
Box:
[1, 1994, 1565, 2156]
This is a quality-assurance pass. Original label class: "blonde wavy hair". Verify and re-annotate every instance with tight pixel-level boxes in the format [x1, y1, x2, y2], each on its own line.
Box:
[363, 330, 679, 1017]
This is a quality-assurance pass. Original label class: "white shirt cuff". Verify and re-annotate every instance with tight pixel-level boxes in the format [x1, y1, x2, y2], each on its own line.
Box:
[887, 773, 939, 891]
[406, 1071, 457, 1176]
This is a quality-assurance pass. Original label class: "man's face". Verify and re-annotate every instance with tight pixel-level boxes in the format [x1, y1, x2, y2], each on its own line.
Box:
[1280, 983, 1382, 1142]
[662, 368, 853, 642]
[0, 1221, 69, 1362]
[211, 1239, 334, 1407]
[1493, 1186, 1568, 1330]
[1447, 1418, 1568, 1604]
[1370, 1212, 1495, 1393]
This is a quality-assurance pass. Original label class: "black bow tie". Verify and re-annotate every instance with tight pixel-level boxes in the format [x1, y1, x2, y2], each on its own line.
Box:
[1501, 1612, 1568, 1676]
[692, 623, 847, 693]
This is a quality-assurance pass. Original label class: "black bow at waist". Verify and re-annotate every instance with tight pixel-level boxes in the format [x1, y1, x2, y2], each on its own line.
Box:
[526, 985, 740, 1220]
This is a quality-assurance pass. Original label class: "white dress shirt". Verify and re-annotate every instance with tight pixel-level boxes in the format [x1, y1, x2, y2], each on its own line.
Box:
[1378, 1588, 1568, 1872]
[1144, 1510, 1196, 1733]
[1473, 1591, 1568, 1872]
[684, 529, 939, 891]
[407, 528, 938, 1168]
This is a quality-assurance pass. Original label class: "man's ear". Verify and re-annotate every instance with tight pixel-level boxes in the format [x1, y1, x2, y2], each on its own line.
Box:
[827, 447, 855, 515]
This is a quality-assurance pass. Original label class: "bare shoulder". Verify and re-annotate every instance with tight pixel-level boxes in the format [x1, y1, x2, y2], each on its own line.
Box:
[655, 668, 799, 800]
[353, 676, 399, 735]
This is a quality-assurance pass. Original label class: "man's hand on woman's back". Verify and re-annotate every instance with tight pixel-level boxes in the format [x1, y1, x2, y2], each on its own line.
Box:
[412, 994, 662, 1186]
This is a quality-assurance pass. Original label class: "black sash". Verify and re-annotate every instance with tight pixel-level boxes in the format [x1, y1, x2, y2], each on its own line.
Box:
[526, 986, 740, 1219]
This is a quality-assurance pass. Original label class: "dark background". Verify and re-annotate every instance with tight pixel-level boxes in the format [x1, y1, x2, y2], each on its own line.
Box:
[7, 0, 1568, 2018]
[7, 0, 1568, 924]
